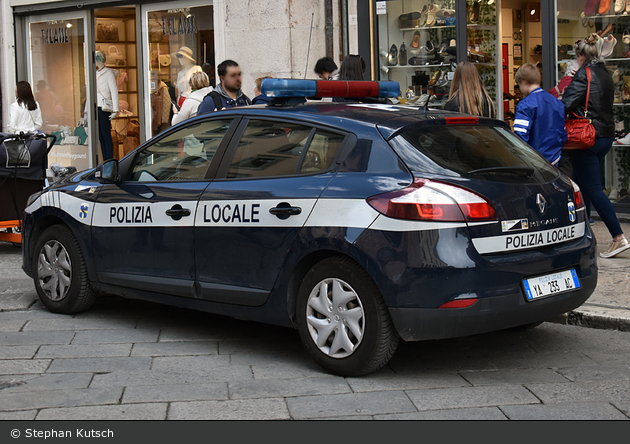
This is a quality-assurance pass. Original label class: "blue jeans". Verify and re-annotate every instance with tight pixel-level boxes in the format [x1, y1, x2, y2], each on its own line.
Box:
[97, 107, 114, 161]
[571, 136, 623, 238]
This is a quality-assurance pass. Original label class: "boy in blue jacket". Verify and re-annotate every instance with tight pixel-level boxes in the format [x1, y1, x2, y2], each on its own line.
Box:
[513, 63, 567, 166]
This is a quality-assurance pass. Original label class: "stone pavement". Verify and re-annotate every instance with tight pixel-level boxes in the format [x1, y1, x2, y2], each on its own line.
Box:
[555, 219, 630, 331]
[1, 220, 630, 420]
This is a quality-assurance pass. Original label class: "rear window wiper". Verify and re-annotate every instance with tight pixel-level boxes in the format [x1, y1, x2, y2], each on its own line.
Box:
[467, 166, 535, 177]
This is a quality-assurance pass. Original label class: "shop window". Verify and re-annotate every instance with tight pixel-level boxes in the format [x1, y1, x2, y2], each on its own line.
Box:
[557, 0, 630, 209]
[377, 1, 459, 103]
[29, 18, 89, 171]
[95, 7, 139, 160]
[467, 1, 499, 107]
[146, 5, 215, 138]
[375, 1, 500, 111]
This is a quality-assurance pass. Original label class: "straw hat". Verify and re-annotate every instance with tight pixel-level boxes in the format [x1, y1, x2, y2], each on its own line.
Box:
[174, 46, 196, 64]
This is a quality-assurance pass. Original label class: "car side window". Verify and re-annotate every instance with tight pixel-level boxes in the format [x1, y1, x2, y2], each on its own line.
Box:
[226, 120, 345, 179]
[127, 119, 232, 182]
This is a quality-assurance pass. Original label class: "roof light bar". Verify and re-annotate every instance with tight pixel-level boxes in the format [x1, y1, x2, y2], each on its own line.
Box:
[261, 79, 400, 99]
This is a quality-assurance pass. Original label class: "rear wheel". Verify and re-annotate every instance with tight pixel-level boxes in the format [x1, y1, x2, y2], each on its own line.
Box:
[32, 225, 95, 314]
[296, 257, 399, 376]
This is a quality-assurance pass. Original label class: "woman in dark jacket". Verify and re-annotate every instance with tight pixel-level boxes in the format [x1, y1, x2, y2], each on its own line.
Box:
[562, 34, 629, 258]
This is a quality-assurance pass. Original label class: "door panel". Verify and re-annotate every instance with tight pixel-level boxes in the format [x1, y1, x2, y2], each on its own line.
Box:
[194, 118, 348, 305]
[92, 117, 236, 296]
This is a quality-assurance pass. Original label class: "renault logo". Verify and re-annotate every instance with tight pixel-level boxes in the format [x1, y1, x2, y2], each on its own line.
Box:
[536, 194, 547, 214]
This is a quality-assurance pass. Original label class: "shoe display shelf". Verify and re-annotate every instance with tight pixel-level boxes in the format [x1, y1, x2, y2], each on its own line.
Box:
[399, 25, 456, 31]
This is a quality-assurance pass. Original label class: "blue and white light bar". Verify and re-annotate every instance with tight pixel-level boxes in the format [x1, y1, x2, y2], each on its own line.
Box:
[261, 79, 400, 99]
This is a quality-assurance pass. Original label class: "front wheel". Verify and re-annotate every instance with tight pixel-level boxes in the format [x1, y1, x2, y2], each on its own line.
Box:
[32, 225, 96, 314]
[296, 257, 399, 376]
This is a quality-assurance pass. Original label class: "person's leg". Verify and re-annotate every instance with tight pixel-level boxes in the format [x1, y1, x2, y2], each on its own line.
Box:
[572, 137, 623, 238]
[97, 108, 114, 161]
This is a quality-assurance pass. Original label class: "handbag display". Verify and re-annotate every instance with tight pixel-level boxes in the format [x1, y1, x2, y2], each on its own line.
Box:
[108, 46, 126, 67]
[564, 67, 596, 150]
[159, 54, 171, 67]
[97, 23, 120, 42]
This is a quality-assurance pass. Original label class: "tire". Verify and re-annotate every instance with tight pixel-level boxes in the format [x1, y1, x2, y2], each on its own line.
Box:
[296, 257, 400, 376]
[32, 225, 96, 314]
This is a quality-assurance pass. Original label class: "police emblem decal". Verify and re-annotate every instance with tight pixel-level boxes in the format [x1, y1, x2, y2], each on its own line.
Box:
[568, 201, 576, 223]
[79, 204, 89, 219]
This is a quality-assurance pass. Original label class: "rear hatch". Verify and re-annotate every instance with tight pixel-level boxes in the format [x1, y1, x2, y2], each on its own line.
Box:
[379, 118, 586, 255]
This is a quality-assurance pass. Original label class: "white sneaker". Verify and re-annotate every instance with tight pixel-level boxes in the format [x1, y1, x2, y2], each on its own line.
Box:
[599, 237, 630, 258]
[615, 133, 630, 145]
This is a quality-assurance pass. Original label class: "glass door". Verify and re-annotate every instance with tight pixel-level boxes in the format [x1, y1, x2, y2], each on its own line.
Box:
[26, 12, 94, 172]
[141, 1, 216, 140]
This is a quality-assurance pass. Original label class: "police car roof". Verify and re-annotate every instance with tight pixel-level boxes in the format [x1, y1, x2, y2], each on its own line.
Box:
[208, 102, 505, 137]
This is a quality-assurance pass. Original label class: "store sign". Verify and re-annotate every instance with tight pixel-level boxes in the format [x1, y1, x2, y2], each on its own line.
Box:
[376, 2, 387, 15]
[42, 27, 69, 45]
[162, 16, 197, 35]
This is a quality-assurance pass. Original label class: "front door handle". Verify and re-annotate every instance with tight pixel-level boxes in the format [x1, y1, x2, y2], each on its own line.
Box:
[269, 202, 302, 220]
[166, 204, 191, 221]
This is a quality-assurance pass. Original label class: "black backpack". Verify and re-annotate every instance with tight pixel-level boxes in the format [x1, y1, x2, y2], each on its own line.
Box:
[202, 91, 252, 111]
[203, 91, 224, 111]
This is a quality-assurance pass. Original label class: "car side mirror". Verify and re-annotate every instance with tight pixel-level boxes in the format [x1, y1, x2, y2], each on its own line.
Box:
[95, 159, 120, 184]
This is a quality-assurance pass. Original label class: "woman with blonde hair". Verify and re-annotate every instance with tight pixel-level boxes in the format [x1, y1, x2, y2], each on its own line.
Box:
[444, 61, 496, 118]
[172, 71, 213, 125]
[562, 33, 628, 258]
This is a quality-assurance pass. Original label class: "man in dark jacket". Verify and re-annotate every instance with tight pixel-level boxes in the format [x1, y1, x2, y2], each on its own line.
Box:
[197, 60, 251, 114]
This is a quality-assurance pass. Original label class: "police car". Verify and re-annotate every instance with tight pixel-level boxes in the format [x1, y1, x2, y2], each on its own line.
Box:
[21, 79, 597, 376]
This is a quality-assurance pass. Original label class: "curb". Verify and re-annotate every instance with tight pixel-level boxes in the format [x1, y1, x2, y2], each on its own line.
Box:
[549, 308, 630, 333]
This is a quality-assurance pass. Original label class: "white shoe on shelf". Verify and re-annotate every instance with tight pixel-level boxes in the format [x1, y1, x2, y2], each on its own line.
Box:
[615, 133, 630, 145]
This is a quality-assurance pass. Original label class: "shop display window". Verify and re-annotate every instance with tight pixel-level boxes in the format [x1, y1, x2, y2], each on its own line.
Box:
[376, 1, 499, 110]
[145, 5, 215, 138]
[95, 7, 140, 159]
[467, 1, 498, 107]
[557, 0, 630, 207]
[377, 1, 458, 105]
[29, 18, 90, 171]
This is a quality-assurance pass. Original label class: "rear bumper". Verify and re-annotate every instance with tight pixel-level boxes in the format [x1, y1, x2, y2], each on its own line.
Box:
[389, 269, 597, 341]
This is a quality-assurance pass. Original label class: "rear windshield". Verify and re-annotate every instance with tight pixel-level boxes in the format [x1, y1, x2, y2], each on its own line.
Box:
[389, 125, 559, 183]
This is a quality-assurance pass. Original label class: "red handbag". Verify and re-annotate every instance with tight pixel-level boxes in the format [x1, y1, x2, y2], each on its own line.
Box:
[564, 67, 596, 150]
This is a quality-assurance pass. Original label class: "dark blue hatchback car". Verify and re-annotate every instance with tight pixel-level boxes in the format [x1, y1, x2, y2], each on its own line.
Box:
[21, 81, 597, 376]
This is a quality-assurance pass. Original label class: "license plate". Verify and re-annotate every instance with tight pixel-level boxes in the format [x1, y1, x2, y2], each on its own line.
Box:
[523, 269, 580, 301]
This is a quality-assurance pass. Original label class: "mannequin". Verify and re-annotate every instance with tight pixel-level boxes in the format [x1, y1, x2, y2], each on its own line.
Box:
[174, 46, 202, 108]
[95, 50, 119, 161]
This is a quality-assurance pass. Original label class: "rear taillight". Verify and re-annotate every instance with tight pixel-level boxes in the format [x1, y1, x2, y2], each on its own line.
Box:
[367, 179, 497, 222]
[570, 179, 585, 210]
[439, 298, 478, 309]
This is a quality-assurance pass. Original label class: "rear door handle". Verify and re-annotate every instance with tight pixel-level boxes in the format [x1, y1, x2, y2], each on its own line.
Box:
[166, 204, 191, 221]
[269, 202, 302, 220]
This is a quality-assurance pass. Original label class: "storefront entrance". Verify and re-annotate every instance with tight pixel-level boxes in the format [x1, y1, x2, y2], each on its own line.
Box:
[26, 12, 93, 172]
[140, 2, 216, 140]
